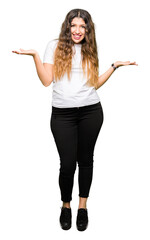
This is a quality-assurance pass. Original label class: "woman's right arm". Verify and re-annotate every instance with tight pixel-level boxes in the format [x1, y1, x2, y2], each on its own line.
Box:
[33, 53, 53, 87]
[12, 49, 53, 87]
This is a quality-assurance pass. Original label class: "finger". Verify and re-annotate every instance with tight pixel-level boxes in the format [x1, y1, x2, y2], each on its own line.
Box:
[12, 50, 21, 54]
[124, 61, 137, 66]
[19, 48, 27, 53]
[129, 62, 138, 65]
[19, 48, 29, 54]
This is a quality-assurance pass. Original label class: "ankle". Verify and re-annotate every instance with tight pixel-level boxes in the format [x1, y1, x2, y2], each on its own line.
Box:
[78, 197, 87, 209]
[78, 205, 87, 209]
[62, 202, 71, 208]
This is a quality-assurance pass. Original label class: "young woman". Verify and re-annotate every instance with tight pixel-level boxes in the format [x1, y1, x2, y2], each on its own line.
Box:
[12, 8, 138, 231]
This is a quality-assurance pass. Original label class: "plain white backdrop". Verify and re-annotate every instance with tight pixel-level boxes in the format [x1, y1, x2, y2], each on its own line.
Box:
[0, 0, 150, 239]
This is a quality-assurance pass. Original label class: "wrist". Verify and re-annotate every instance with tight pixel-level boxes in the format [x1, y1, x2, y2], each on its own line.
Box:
[33, 52, 39, 59]
[114, 62, 119, 68]
[111, 63, 118, 70]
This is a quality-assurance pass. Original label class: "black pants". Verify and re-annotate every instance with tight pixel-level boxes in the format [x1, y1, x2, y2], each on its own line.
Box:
[50, 101, 104, 202]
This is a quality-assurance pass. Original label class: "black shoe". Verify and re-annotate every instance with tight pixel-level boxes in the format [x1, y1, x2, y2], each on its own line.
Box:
[76, 208, 88, 231]
[60, 207, 72, 230]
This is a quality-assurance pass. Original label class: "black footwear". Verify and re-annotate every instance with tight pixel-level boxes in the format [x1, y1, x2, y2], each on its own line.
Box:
[60, 207, 72, 230]
[76, 208, 88, 231]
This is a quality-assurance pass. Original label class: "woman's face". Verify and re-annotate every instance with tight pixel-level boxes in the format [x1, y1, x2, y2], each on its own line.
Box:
[70, 17, 86, 44]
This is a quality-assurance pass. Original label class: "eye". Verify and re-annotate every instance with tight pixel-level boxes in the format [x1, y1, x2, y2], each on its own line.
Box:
[71, 24, 75, 27]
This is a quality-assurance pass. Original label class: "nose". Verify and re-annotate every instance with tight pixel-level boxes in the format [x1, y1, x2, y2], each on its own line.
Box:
[75, 26, 80, 34]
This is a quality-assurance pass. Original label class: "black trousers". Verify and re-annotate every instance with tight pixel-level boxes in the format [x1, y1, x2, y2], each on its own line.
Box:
[50, 101, 104, 202]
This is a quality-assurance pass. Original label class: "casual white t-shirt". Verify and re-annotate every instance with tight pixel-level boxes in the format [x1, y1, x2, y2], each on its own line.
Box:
[43, 39, 100, 108]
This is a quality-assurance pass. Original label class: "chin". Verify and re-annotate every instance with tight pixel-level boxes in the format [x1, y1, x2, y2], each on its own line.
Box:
[73, 40, 82, 44]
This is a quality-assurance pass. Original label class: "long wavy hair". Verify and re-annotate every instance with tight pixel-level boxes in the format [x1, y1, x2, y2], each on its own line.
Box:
[54, 9, 99, 89]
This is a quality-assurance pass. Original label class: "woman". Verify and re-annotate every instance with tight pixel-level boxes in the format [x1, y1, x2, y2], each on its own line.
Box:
[12, 8, 138, 231]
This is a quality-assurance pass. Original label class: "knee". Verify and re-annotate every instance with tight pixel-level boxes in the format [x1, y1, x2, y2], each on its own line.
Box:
[60, 161, 76, 177]
[78, 157, 94, 169]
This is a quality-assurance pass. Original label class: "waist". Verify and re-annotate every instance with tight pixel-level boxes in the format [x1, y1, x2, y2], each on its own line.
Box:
[52, 101, 101, 110]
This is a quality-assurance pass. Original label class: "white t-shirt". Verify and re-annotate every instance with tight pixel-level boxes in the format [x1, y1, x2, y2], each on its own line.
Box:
[43, 39, 100, 108]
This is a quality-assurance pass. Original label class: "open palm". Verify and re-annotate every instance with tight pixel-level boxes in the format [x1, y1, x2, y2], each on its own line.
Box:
[115, 61, 138, 68]
[12, 49, 37, 57]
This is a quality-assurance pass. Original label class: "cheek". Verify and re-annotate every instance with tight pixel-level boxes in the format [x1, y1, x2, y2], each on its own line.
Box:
[81, 29, 86, 35]
[71, 28, 75, 33]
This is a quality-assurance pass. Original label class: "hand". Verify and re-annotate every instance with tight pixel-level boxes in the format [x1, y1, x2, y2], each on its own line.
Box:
[114, 61, 138, 68]
[12, 48, 38, 57]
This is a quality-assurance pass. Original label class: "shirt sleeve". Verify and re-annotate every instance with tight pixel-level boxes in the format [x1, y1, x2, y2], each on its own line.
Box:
[43, 40, 57, 64]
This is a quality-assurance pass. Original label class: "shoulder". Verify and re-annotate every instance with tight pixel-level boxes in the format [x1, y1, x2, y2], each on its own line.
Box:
[46, 38, 59, 49]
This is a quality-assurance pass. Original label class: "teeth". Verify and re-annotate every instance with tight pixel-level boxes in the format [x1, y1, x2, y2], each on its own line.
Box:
[73, 35, 81, 39]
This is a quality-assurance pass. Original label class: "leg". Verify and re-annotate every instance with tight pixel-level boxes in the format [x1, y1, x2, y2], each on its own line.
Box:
[79, 197, 87, 209]
[50, 107, 78, 203]
[77, 102, 104, 205]
[63, 202, 71, 208]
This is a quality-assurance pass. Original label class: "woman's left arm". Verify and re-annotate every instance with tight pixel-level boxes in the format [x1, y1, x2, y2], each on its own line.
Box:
[96, 61, 138, 90]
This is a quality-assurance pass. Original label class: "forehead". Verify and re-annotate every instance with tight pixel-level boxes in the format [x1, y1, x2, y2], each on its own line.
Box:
[71, 17, 86, 25]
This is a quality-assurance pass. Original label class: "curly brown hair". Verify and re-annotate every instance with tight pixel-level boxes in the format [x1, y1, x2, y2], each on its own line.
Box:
[54, 9, 99, 89]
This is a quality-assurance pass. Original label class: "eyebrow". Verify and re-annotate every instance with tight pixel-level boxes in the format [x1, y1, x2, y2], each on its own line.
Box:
[71, 23, 86, 26]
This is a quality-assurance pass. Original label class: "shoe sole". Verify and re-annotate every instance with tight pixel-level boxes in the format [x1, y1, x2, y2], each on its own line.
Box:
[77, 223, 88, 231]
[60, 223, 71, 230]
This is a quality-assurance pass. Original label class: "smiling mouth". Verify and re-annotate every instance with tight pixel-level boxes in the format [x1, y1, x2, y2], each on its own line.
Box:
[73, 34, 82, 40]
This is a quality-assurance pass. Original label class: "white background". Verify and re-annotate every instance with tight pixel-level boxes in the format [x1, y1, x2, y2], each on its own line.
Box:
[0, 0, 150, 239]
